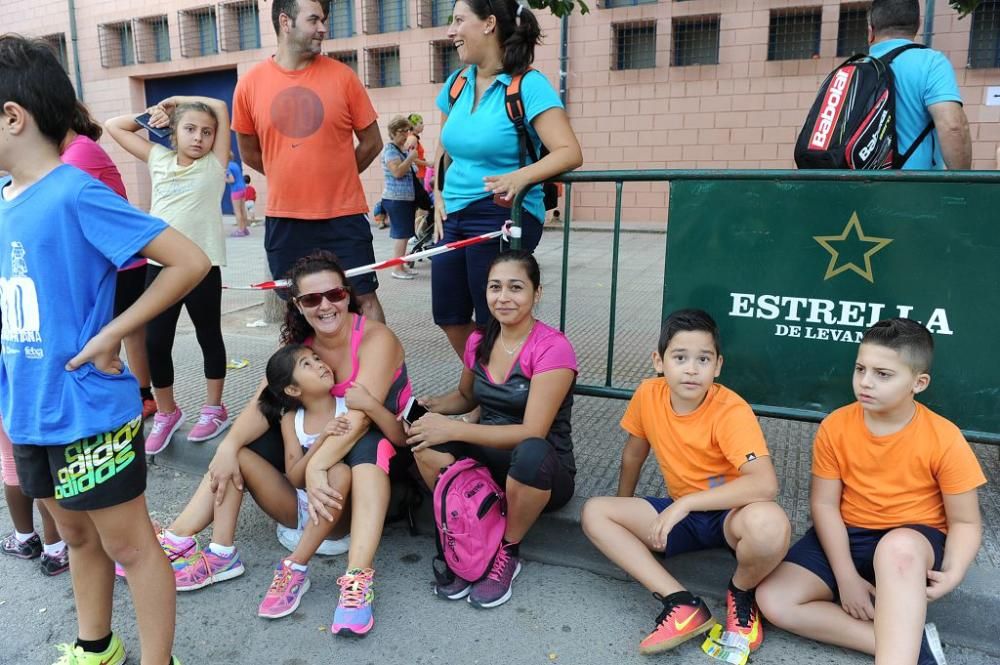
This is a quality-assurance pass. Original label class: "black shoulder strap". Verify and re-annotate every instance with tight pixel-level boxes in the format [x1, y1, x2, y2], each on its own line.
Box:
[877, 43, 934, 167]
[447, 66, 471, 111]
[504, 69, 541, 167]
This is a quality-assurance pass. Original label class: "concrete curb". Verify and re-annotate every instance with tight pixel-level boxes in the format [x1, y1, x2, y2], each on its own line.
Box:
[151, 428, 1000, 658]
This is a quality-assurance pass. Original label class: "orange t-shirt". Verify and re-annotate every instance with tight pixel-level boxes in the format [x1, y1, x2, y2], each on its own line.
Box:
[813, 402, 986, 532]
[231, 56, 378, 220]
[621, 379, 770, 500]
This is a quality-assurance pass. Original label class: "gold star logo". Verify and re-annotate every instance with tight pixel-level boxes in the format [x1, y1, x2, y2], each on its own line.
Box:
[813, 212, 893, 284]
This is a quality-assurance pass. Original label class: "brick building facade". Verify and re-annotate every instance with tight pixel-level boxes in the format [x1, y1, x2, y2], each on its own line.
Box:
[5, 0, 999, 222]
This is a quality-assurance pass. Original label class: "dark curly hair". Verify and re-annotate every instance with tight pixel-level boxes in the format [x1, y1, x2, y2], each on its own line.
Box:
[279, 250, 361, 345]
[257, 344, 308, 424]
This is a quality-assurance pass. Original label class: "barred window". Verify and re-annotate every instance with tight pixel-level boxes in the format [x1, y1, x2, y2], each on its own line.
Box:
[366, 46, 401, 87]
[99, 21, 135, 68]
[672, 15, 719, 66]
[179, 7, 219, 57]
[431, 39, 462, 83]
[220, 0, 261, 51]
[41, 33, 69, 71]
[327, 0, 355, 38]
[768, 8, 822, 61]
[603, 0, 656, 8]
[416, 0, 451, 27]
[613, 21, 656, 70]
[135, 15, 171, 63]
[328, 49, 359, 74]
[969, 0, 1000, 68]
[837, 3, 870, 57]
[365, 0, 406, 34]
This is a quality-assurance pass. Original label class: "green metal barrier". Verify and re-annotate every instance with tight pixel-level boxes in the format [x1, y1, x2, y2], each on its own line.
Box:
[511, 170, 1000, 444]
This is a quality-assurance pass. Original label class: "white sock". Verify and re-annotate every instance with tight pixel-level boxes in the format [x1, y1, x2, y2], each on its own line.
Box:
[43, 540, 66, 556]
[286, 559, 308, 572]
[163, 529, 194, 546]
[208, 542, 236, 557]
[14, 530, 35, 543]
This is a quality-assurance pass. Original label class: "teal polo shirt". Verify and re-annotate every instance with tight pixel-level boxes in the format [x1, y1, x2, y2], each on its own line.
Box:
[870, 39, 962, 170]
[436, 66, 562, 223]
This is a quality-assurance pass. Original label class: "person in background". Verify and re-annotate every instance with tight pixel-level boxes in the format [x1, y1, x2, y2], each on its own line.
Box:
[381, 116, 419, 280]
[227, 154, 249, 237]
[244, 174, 258, 225]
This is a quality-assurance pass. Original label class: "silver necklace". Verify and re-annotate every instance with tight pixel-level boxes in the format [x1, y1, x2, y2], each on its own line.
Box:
[499, 323, 532, 356]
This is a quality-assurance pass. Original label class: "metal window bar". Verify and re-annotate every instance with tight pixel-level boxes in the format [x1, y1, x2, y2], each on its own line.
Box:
[134, 15, 171, 64]
[969, 0, 1000, 68]
[613, 21, 656, 70]
[41, 33, 69, 71]
[768, 8, 822, 61]
[219, 0, 260, 52]
[328, 49, 359, 74]
[672, 15, 720, 66]
[507, 168, 1000, 446]
[327, 0, 354, 39]
[98, 21, 135, 68]
[366, 46, 401, 87]
[431, 0, 451, 27]
[837, 4, 870, 57]
[431, 39, 462, 83]
[374, 0, 406, 33]
[603, 0, 656, 9]
[179, 7, 219, 57]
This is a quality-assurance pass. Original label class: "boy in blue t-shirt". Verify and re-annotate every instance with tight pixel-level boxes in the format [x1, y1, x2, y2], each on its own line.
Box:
[0, 36, 209, 665]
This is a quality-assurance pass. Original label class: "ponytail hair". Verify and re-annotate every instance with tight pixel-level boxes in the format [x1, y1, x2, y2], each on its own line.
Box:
[464, 0, 542, 75]
[475, 250, 541, 366]
[70, 100, 102, 142]
[257, 344, 308, 424]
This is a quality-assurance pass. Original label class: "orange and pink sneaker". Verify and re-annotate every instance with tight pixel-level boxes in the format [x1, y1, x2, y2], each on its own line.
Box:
[725, 582, 763, 652]
[639, 591, 715, 655]
[115, 530, 197, 578]
[331, 568, 375, 636]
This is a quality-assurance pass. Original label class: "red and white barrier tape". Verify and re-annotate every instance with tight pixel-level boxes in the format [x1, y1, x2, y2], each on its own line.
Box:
[224, 222, 516, 291]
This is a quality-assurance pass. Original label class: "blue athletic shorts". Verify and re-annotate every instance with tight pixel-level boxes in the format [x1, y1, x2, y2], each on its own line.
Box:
[381, 199, 417, 240]
[644, 496, 734, 557]
[265, 214, 378, 296]
[784, 525, 946, 599]
[431, 196, 542, 326]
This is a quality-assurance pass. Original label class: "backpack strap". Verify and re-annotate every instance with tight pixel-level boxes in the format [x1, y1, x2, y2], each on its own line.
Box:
[876, 43, 935, 167]
[447, 66, 471, 111]
[504, 69, 541, 168]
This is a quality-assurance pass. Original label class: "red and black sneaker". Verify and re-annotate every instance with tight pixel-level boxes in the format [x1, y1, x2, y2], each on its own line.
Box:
[639, 591, 715, 655]
[725, 582, 763, 652]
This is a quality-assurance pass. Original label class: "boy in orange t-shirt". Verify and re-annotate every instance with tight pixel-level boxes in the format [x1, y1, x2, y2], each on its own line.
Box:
[757, 319, 986, 665]
[582, 309, 790, 656]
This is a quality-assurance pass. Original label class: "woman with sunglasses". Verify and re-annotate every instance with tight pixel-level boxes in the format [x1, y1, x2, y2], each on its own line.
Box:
[161, 251, 411, 637]
[432, 0, 582, 358]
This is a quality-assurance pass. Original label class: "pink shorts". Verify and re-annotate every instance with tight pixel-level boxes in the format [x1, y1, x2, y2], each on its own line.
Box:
[231, 190, 246, 201]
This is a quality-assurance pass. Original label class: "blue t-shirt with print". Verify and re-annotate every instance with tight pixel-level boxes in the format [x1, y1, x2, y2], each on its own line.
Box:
[227, 161, 246, 193]
[870, 39, 963, 170]
[381, 143, 416, 201]
[0, 165, 167, 445]
[436, 67, 562, 224]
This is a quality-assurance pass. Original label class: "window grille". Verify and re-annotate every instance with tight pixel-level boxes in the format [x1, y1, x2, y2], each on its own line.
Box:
[179, 7, 219, 57]
[366, 46, 401, 86]
[431, 39, 462, 82]
[135, 15, 171, 63]
[672, 15, 720, 66]
[837, 3, 870, 57]
[99, 21, 135, 68]
[768, 8, 822, 61]
[969, 0, 1000, 68]
[612, 21, 656, 70]
[219, 0, 261, 52]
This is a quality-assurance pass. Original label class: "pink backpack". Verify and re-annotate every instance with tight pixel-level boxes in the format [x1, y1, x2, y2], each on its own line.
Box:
[433, 458, 506, 582]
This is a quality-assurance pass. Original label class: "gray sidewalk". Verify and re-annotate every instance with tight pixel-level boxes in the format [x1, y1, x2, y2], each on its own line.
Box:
[154, 217, 1000, 654]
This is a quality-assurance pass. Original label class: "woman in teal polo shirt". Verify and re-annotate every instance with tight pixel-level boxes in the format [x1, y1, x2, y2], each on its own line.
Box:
[433, 0, 582, 358]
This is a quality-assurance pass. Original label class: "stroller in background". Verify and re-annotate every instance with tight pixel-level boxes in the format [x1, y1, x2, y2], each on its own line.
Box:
[406, 189, 436, 264]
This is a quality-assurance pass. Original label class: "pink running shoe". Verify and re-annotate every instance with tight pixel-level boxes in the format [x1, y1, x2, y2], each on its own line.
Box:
[146, 408, 183, 455]
[115, 530, 198, 578]
[174, 548, 244, 591]
[187, 404, 230, 442]
[258, 560, 311, 619]
[331, 568, 375, 636]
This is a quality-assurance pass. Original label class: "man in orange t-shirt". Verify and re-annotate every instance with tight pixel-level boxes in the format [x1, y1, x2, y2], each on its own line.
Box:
[582, 309, 790, 657]
[232, 0, 384, 320]
[757, 319, 986, 665]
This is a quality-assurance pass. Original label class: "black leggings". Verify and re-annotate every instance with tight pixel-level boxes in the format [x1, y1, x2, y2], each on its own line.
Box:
[145, 265, 226, 388]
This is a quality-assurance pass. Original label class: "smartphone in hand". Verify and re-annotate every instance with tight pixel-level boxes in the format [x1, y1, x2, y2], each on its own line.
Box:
[402, 397, 428, 425]
[135, 112, 171, 139]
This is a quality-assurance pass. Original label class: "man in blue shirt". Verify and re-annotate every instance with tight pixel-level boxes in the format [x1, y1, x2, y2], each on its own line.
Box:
[867, 0, 971, 169]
